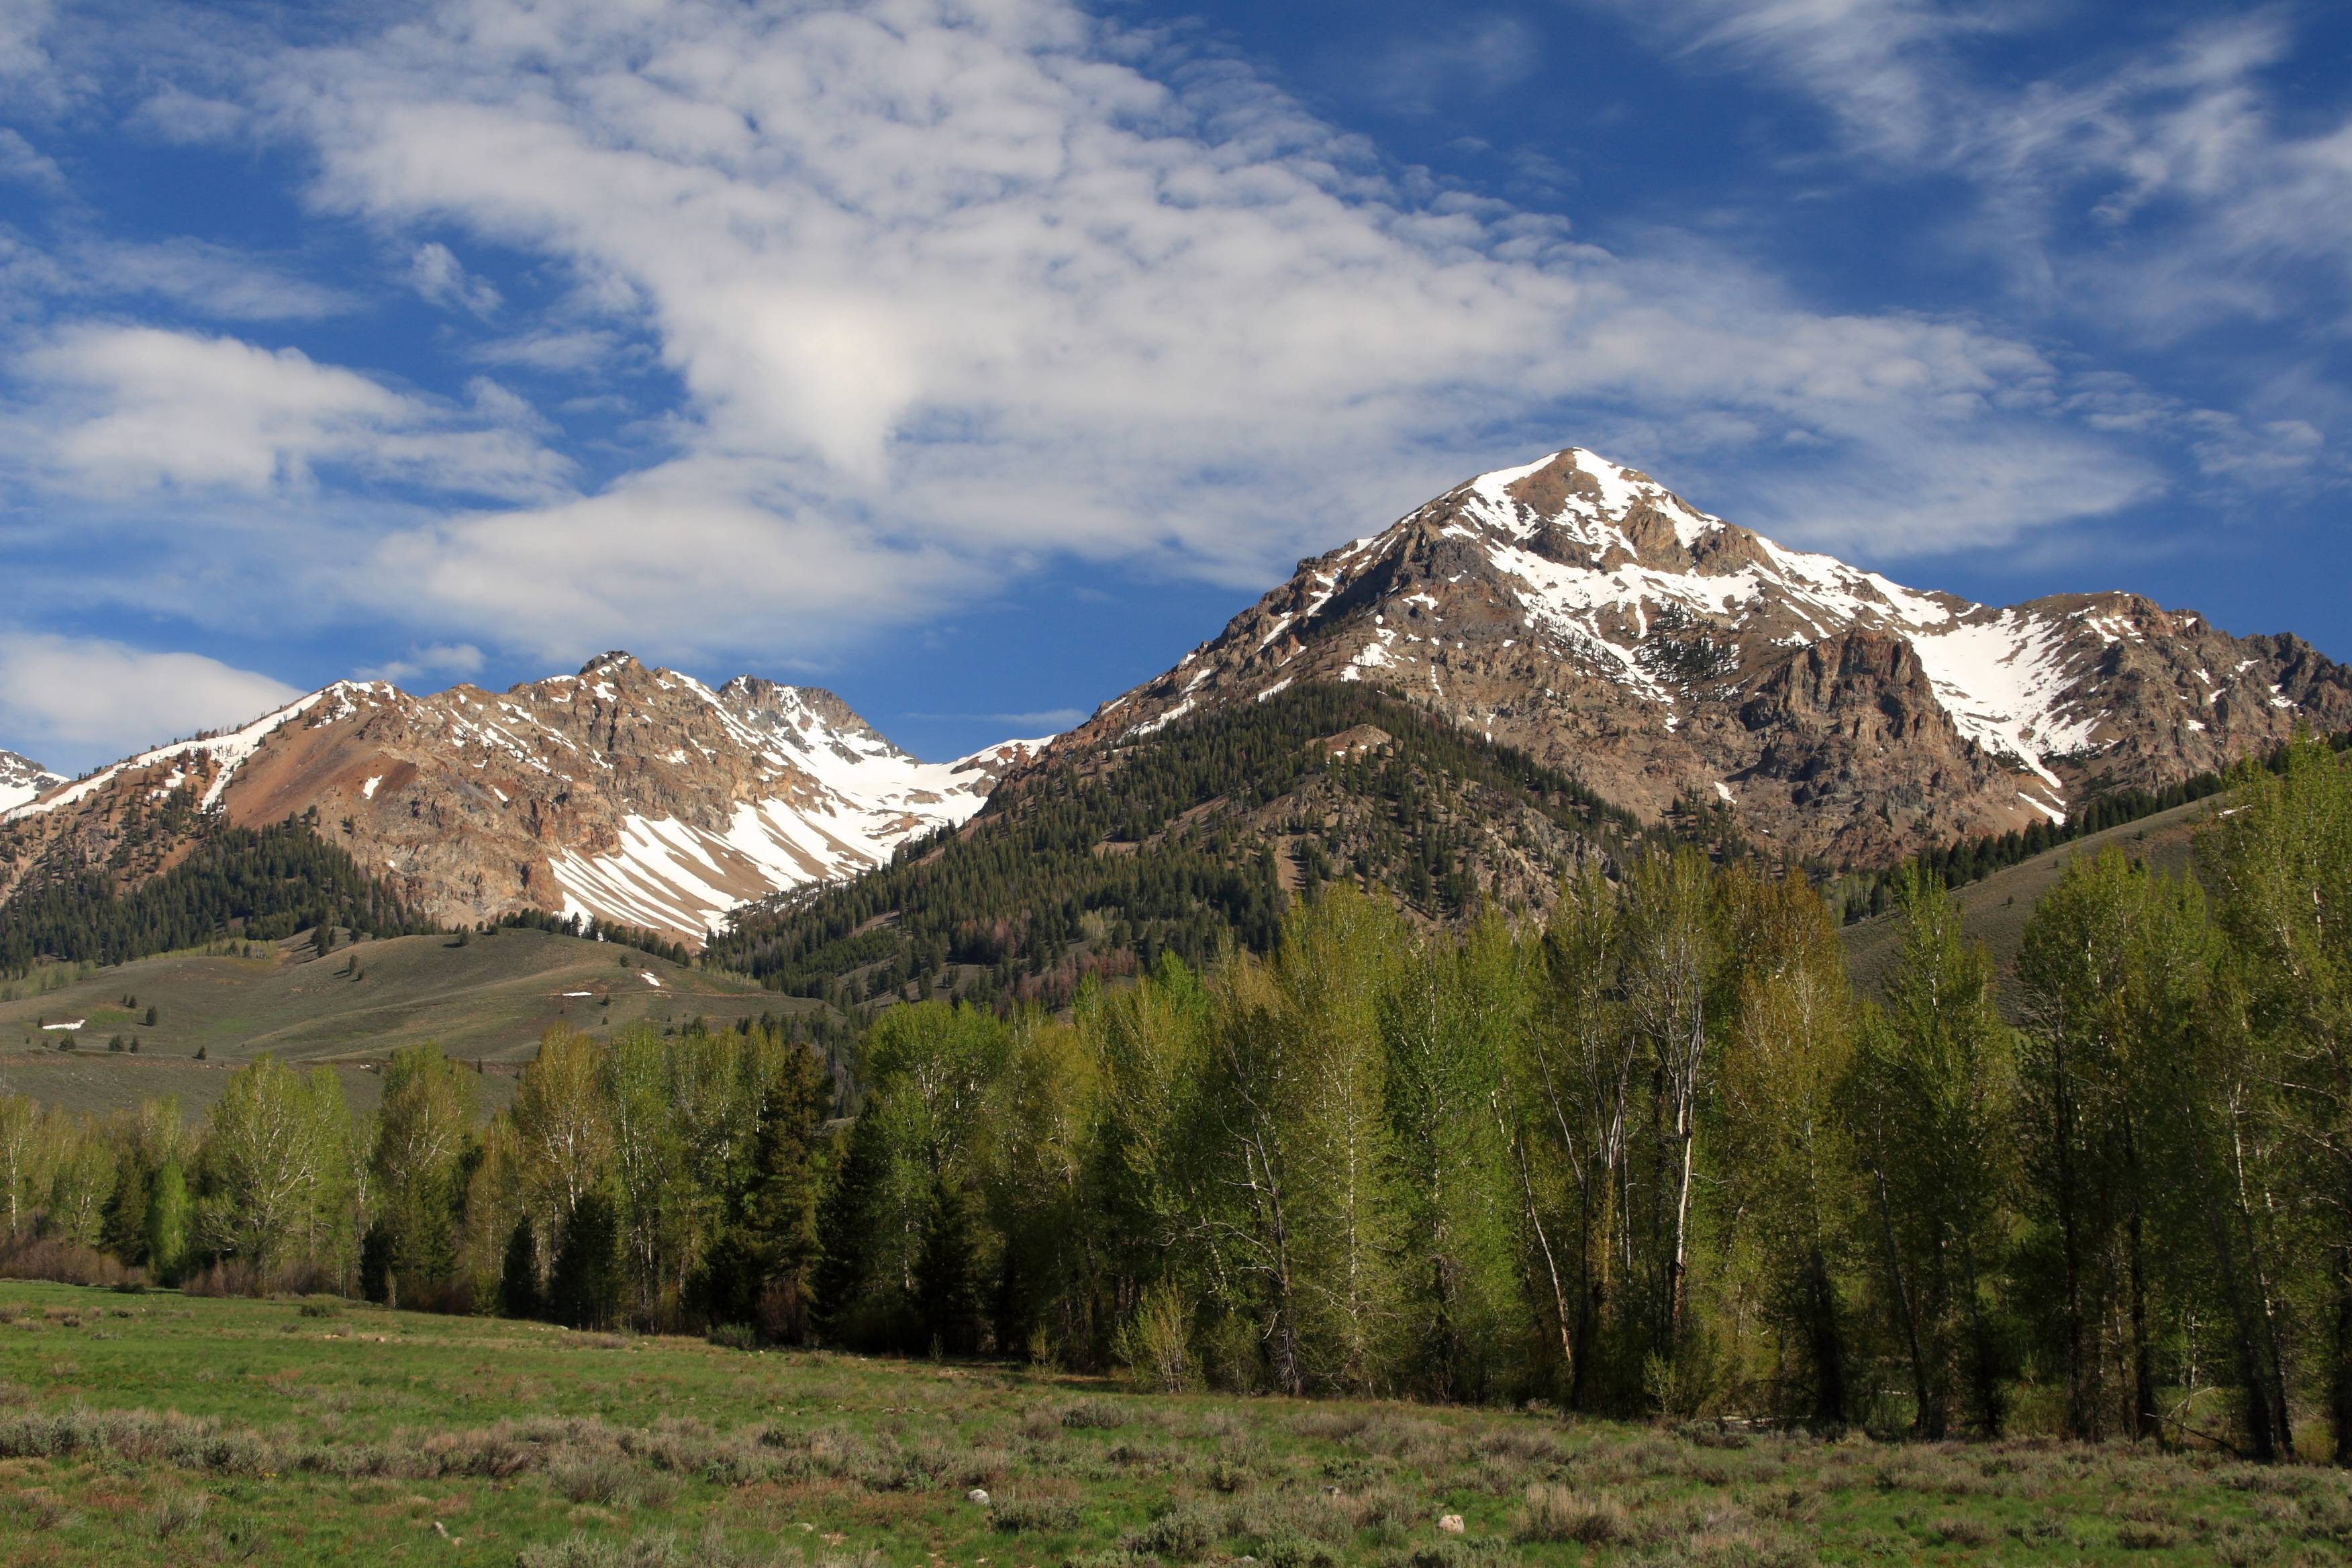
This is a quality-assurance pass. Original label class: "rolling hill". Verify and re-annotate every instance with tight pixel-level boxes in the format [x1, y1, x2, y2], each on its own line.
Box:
[0, 925, 819, 1120]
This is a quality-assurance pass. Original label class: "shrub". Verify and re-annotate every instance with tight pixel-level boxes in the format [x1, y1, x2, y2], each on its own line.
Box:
[0, 1235, 139, 1289]
[1259, 1540, 1342, 1568]
[991, 1495, 1081, 1533]
[146, 1491, 209, 1540]
[548, 1451, 681, 1511]
[1060, 1398, 1130, 1430]
[1122, 1504, 1218, 1561]
[2113, 1521, 2179, 1551]
[1116, 1279, 1193, 1393]
[705, 1321, 758, 1352]
[1516, 1483, 1628, 1545]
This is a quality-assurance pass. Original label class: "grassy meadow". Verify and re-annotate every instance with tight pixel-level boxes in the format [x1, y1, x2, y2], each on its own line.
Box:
[1, 1280, 2346, 1568]
[0, 927, 810, 1120]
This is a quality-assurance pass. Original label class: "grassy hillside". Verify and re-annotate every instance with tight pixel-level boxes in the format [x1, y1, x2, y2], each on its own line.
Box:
[1, 1279, 2337, 1568]
[0, 926, 814, 1120]
[1840, 794, 2212, 1010]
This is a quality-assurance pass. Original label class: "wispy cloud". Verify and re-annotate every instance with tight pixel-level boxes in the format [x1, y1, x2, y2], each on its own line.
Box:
[73, 236, 358, 321]
[0, 128, 62, 191]
[0, 0, 2182, 677]
[408, 240, 500, 317]
[1331, 14, 1545, 118]
[0, 631, 301, 775]
[1577, 1, 2352, 336]
[353, 642, 484, 686]
[7, 324, 567, 499]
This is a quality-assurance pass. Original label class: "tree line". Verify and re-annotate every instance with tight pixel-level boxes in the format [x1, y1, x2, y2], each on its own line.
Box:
[0, 818, 436, 977]
[706, 684, 1641, 1009]
[1830, 731, 2351, 924]
[4, 738, 2349, 1463]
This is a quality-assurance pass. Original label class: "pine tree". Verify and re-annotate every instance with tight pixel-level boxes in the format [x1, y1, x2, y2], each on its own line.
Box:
[699, 1042, 830, 1340]
[548, 1189, 621, 1330]
[500, 1216, 541, 1320]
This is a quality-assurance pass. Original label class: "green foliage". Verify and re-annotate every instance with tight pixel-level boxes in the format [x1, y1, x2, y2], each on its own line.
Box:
[144, 1159, 190, 1285]
[15, 744, 2352, 1467]
[0, 818, 436, 975]
[1846, 872, 2017, 1439]
[548, 1188, 622, 1330]
[708, 683, 1637, 1006]
[500, 1216, 540, 1320]
[195, 1057, 355, 1281]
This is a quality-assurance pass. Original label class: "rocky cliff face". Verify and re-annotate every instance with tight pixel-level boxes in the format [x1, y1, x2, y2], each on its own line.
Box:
[0, 750, 62, 816]
[1058, 448, 2352, 867]
[1, 656, 1042, 943]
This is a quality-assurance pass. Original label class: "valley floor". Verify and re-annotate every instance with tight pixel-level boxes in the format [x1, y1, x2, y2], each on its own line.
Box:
[0, 1283, 2343, 1567]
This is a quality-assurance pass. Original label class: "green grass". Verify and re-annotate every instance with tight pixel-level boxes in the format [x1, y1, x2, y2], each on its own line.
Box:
[1839, 795, 2210, 1012]
[0, 928, 814, 1120]
[0, 1281, 2343, 1566]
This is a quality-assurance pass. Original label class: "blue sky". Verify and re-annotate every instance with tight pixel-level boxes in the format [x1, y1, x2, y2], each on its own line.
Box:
[1, 0, 2349, 773]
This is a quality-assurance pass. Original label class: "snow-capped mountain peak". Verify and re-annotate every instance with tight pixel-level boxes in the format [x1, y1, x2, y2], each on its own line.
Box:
[0, 749, 64, 815]
[1065, 445, 2351, 864]
[0, 658, 1047, 945]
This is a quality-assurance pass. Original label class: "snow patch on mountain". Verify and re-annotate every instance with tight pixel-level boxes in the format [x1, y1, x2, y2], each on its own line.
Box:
[548, 734, 1047, 940]
[3, 689, 337, 822]
[0, 750, 64, 814]
[1321, 447, 2192, 782]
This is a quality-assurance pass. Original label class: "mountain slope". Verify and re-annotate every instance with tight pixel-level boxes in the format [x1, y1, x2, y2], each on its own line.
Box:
[0, 750, 62, 815]
[1, 656, 1041, 945]
[710, 683, 1644, 1008]
[1065, 448, 2352, 867]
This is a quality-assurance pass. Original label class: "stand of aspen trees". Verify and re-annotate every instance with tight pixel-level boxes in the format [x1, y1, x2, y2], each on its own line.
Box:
[3, 738, 2349, 1462]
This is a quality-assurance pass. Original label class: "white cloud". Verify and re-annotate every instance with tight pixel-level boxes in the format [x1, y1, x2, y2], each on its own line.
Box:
[408, 240, 501, 315]
[180, 0, 2141, 663]
[7, 324, 567, 499]
[1336, 15, 1546, 118]
[0, 632, 303, 774]
[1580, 2, 2352, 337]
[130, 85, 250, 143]
[72, 236, 356, 321]
[0, 128, 63, 191]
[0, 0, 55, 94]
[354, 642, 485, 685]
[471, 326, 633, 373]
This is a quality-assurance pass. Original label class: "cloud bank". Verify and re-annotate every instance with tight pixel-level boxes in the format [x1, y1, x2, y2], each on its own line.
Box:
[7, 0, 2312, 765]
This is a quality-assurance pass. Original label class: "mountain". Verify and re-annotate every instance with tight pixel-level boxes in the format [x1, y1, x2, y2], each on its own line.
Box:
[707, 682, 1645, 1008]
[1, 655, 1042, 944]
[1065, 447, 2352, 868]
[0, 750, 63, 815]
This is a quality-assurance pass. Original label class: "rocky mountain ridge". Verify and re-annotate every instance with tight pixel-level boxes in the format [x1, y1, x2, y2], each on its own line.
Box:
[1, 656, 1042, 944]
[9, 444, 2348, 963]
[1056, 448, 2352, 867]
[0, 750, 62, 816]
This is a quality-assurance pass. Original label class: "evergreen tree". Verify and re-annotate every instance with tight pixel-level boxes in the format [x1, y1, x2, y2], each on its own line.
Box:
[916, 1171, 982, 1356]
[698, 1042, 830, 1340]
[500, 1216, 541, 1320]
[547, 1189, 621, 1330]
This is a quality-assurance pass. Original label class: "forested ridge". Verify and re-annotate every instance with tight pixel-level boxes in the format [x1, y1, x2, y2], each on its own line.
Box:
[1833, 728, 2352, 922]
[0, 816, 436, 977]
[7, 737, 2352, 1465]
[709, 683, 1645, 1007]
